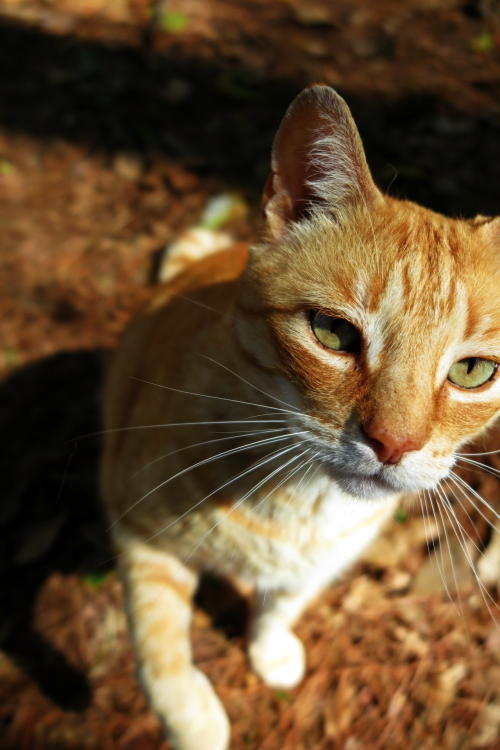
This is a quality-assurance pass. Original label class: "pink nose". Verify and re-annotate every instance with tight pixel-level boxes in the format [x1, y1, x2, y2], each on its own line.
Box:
[362, 424, 424, 465]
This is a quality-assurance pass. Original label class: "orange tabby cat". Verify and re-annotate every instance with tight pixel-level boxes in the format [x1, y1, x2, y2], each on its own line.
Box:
[101, 85, 500, 750]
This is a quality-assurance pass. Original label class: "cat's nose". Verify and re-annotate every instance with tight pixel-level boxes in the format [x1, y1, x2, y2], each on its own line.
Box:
[361, 424, 424, 465]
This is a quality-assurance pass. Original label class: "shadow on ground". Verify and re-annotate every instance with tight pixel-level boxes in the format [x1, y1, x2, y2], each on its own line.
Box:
[1, 18, 500, 215]
[0, 351, 108, 709]
[0, 350, 249, 709]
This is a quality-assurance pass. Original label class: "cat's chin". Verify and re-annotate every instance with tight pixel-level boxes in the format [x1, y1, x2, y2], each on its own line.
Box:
[320, 463, 434, 501]
[325, 466, 446, 501]
[333, 473, 400, 501]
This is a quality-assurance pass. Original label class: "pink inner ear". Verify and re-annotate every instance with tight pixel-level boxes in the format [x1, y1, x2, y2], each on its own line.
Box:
[268, 104, 325, 221]
[261, 86, 379, 243]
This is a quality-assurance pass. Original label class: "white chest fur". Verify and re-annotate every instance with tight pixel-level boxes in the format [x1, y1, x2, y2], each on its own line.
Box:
[204, 475, 401, 593]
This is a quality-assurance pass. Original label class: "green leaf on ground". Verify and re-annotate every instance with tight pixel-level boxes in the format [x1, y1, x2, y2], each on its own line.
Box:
[275, 689, 293, 704]
[4, 349, 18, 365]
[161, 11, 188, 33]
[394, 508, 408, 524]
[0, 160, 15, 176]
[83, 572, 110, 589]
[469, 31, 494, 54]
[199, 194, 248, 230]
[216, 74, 262, 101]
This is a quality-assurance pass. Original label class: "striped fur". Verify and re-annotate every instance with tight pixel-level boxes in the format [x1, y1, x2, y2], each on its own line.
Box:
[101, 86, 500, 750]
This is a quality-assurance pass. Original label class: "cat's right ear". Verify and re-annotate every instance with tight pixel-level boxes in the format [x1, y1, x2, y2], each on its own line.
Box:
[262, 85, 382, 243]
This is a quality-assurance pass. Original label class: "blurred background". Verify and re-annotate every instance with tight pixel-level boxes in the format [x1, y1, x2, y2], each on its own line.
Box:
[2, 1, 500, 748]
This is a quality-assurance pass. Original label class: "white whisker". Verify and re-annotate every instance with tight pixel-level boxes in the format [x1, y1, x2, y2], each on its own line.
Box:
[456, 456, 500, 480]
[180, 448, 310, 569]
[240, 411, 293, 421]
[231, 456, 321, 570]
[418, 491, 434, 568]
[172, 292, 240, 322]
[456, 449, 500, 457]
[448, 474, 499, 541]
[197, 354, 301, 413]
[129, 427, 289, 480]
[262, 458, 319, 604]
[130, 376, 300, 416]
[434, 485, 466, 621]
[442, 478, 484, 551]
[428, 489, 460, 616]
[426, 489, 456, 609]
[450, 472, 500, 525]
[71, 418, 287, 442]
[108, 431, 307, 529]
[438, 483, 500, 624]
[441, 482, 484, 559]
[110, 442, 307, 567]
[245, 452, 313, 528]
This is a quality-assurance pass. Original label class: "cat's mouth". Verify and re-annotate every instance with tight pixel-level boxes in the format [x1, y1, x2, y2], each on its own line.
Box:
[316, 450, 448, 500]
[299, 428, 453, 499]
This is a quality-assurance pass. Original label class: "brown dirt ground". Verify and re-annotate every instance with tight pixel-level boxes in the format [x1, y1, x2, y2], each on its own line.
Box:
[2, 1, 500, 749]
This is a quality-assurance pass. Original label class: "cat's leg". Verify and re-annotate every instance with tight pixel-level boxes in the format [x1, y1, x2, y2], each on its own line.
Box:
[477, 524, 500, 589]
[248, 585, 322, 689]
[117, 541, 230, 750]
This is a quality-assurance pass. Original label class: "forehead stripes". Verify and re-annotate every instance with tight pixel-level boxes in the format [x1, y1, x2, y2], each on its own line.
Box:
[360, 218, 464, 372]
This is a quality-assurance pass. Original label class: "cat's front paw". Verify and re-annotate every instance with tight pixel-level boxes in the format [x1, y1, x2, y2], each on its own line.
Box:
[477, 525, 500, 590]
[248, 623, 306, 688]
[151, 667, 230, 750]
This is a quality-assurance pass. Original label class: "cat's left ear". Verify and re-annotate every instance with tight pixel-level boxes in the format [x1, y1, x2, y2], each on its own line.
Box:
[262, 85, 383, 243]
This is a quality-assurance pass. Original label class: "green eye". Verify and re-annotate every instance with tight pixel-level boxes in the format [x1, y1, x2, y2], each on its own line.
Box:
[448, 357, 497, 389]
[312, 312, 361, 353]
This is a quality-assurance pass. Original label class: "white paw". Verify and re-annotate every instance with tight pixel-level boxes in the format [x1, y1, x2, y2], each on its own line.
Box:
[152, 668, 230, 750]
[477, 525, 500, 589]
[248, 624, 306, 688]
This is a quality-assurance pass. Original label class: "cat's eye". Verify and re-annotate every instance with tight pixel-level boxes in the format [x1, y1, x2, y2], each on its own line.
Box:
[311, 312, 361, 353]
[447, 357, 497, 389]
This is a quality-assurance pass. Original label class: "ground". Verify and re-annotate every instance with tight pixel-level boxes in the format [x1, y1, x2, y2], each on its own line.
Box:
[2, 1, 500, 748]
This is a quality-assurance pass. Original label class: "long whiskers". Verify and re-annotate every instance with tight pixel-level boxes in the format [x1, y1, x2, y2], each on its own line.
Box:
[435, 482, 500, 624]
[418, 490, 435, 570]
[456, 456, 500, 481]
[230, 452, 321, 566]
[432, 485, 466, 621]
[262, 458, 320, 604]
[129, 427, 290, 480]
[197, 354, 301, 413]
[71, 418, 287, 443]
[108, 430, 307, 529]
[180, 447, 311, 571]
[449, 471, 500, 526]
[425, 489, 457, 613]
[172, 292, 240, 323]
[130, 376, 301, 417]
[104, 442, 308, 574]
[164, 444, 309, 550]
[456, 449, 500, 457]
[442, 477, 484, 549]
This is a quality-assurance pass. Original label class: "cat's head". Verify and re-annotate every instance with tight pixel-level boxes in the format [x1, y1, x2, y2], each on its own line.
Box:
[237, 85, 500, 500]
